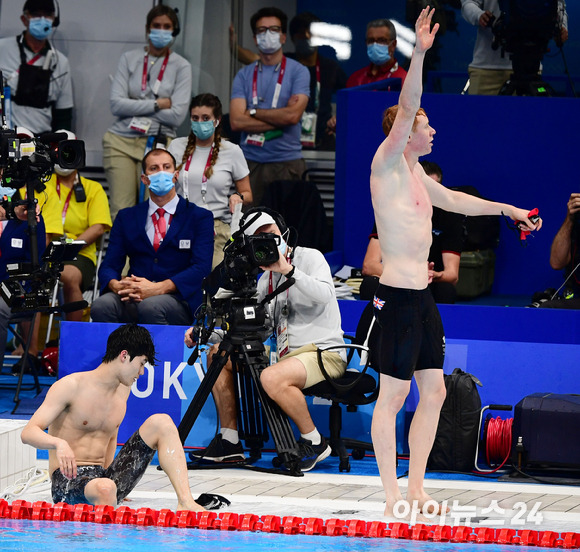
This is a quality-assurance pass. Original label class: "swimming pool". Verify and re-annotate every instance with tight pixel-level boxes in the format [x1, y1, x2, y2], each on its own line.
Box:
[0, 518, 569, 552]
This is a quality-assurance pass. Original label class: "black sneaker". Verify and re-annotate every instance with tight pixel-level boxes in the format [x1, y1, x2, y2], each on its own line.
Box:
[189, 434, 246, 463]
[297, 436, 331, 472]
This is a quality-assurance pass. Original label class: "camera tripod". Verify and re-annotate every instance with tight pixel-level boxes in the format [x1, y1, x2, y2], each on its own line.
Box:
[177, 295, 303, 476]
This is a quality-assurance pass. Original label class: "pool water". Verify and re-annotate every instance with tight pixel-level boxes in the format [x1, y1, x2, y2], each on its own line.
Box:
[0, 518, 558, 552]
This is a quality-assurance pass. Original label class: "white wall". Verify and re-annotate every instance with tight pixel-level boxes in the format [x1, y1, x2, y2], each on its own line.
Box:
[0, 0, 296, 166]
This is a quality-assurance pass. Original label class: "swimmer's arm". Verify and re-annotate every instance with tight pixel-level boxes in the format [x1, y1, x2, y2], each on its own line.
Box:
[420, 168, 542, 230]
[21, 377, 78, 479]
[104, 432, 118, 468]
[372, 9, 438, 166]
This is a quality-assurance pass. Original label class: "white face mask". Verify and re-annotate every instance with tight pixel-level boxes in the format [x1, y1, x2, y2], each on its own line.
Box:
[278, 236, 287, 256]
[54, 165, 75, 177]
[256, 30, 282, 54]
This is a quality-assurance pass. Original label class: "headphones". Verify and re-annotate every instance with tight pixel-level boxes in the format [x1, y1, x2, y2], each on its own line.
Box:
[53, 0, 60, 28]
[240, 207, 288, 236]
[171, 7, 181, 37]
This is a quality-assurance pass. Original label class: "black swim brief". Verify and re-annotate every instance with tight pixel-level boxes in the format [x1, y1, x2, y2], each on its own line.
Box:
[51, 430, 155, 505]
[373, 283, 445, 380]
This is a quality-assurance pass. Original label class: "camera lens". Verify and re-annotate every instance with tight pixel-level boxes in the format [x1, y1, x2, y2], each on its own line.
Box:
[56, 140, 86, 169]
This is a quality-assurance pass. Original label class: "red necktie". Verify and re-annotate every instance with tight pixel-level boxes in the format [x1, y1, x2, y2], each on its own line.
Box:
[152, 208, 167, 251]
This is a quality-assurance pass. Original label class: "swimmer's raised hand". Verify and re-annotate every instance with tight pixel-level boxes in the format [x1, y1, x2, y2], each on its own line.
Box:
[56, 438, 77, 480]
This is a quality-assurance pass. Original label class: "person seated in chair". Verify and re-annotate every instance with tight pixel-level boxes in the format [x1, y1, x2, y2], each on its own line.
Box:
[91, 149, 214, 325]
[45, 130, 112, 321]
[185, 209, 347, 471]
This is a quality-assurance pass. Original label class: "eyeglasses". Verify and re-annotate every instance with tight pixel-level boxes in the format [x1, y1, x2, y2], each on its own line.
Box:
[366, 38, 393, 46]
[256, 25, 282, 35]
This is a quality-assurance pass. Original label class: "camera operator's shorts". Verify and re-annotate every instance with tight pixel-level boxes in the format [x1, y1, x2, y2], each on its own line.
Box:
[51, 430, 155, 505]
[283, 343, 346, 389]
[64, 255, 96, 292]
[373, 284, 445, 381]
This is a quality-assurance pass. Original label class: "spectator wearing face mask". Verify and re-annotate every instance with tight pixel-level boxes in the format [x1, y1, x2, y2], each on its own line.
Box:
[168, 93, 251, 269]
[229, 6, 310, 207]
[0, 0, 73, 133]
[103, 5, 192, 220]
[44, 131, 112, 322]
[346, 18, 407, 89]
[91, 149, 213, 326]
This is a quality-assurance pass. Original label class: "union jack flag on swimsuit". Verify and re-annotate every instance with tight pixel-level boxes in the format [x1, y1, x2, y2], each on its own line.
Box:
[373, 296, 385, 310]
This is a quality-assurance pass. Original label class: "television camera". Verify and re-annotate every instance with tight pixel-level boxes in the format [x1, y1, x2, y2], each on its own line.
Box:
[178, 213, 305, 475]
[491, 0, 562, 95]
[0, 73, 87, 314]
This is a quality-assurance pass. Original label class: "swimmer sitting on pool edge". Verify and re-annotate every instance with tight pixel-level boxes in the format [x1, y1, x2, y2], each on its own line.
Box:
[21, 323, 223, 510]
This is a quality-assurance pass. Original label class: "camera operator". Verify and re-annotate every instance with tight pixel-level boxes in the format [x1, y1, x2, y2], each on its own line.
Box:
[185, 209, 347, 471]
[538, 193, 580, 309]
[0, 168, 47, 372]
[461, 0, 568, 96]
[0, 0, 73, 133]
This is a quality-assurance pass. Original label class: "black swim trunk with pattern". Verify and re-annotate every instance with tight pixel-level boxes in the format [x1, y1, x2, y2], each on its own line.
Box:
[51, 430, 156, 505]
[373, 283, 445, 381]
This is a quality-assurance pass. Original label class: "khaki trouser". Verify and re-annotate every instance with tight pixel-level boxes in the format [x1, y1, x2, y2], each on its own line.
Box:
[213, 219, 231, 269]
[247, 158, 306, 207]
[468, 67, 513, 96]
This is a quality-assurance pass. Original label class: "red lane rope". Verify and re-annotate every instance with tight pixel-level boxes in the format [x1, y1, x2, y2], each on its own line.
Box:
[1, 498, 579, 548]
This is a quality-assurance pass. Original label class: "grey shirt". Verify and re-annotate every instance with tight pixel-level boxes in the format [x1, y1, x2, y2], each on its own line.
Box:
[0, 35, 73, 133]
[107, 48, 192, 138]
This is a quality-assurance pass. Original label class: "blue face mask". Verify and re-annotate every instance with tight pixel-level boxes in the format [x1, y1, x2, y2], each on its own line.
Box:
[191, 120, 216, 141]
[367, 42, 391, 66]
[147, 171, 175, 196]
[149, 29, 173, 49]
[28, 17, 53, 40]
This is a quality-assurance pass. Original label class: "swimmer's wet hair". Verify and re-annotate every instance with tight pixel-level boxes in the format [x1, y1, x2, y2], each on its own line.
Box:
[102, 324, 158, 365]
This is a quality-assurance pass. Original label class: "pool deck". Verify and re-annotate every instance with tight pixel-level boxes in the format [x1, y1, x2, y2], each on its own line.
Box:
[8, 457, 580, 535]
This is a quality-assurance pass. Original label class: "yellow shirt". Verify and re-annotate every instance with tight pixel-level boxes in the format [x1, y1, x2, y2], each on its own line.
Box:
[18, 184, 63, 237]
[45, 174, 112, 265]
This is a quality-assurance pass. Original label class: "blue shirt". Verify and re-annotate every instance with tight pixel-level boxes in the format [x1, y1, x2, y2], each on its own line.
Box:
[231, 57, 310, 163]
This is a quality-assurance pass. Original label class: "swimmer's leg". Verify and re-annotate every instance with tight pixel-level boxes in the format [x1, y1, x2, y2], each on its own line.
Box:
[139, 413, 205, 512]
[406, 368, 448, 515]
[84, 477, 118, 506]
[372, 373, 410, 517]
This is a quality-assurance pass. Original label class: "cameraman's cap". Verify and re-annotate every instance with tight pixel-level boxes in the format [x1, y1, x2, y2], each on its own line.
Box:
[23, 0, 56, 14]
[243, 212, 276, 236]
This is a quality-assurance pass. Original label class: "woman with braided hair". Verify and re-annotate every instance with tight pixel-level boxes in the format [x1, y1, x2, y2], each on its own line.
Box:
[168, 93, 252, 268]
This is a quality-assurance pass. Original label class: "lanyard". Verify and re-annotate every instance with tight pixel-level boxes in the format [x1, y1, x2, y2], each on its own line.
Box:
[142, 52, 170, 95]
[183, 145, 213, 202]
[56, 176, 75, 226]
[313, 56, 321, 112]
[252, 57, 287, 109]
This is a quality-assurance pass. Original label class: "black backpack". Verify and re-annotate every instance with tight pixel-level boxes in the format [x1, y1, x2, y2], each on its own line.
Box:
[428, 368, 483, 472]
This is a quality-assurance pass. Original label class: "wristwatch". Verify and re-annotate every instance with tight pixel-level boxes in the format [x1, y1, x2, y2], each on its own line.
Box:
[232, 191, 244, 201]
[249, 108, 257, 117]
[154, 100, 160, 113]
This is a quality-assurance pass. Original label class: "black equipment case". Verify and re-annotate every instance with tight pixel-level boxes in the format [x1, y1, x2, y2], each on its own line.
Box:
[511, 393, 580, 471]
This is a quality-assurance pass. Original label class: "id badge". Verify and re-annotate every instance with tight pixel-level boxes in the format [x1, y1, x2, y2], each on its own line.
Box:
[276, 316, 289, 359]
[265, 334, 277, 366]
[300, 112, 317, 148]
[246, 132, 266, 147]
[129, 117, 152, 134]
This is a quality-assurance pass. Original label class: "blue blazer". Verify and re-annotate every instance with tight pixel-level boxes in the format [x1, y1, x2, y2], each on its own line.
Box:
[98, 197, 214, 315]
